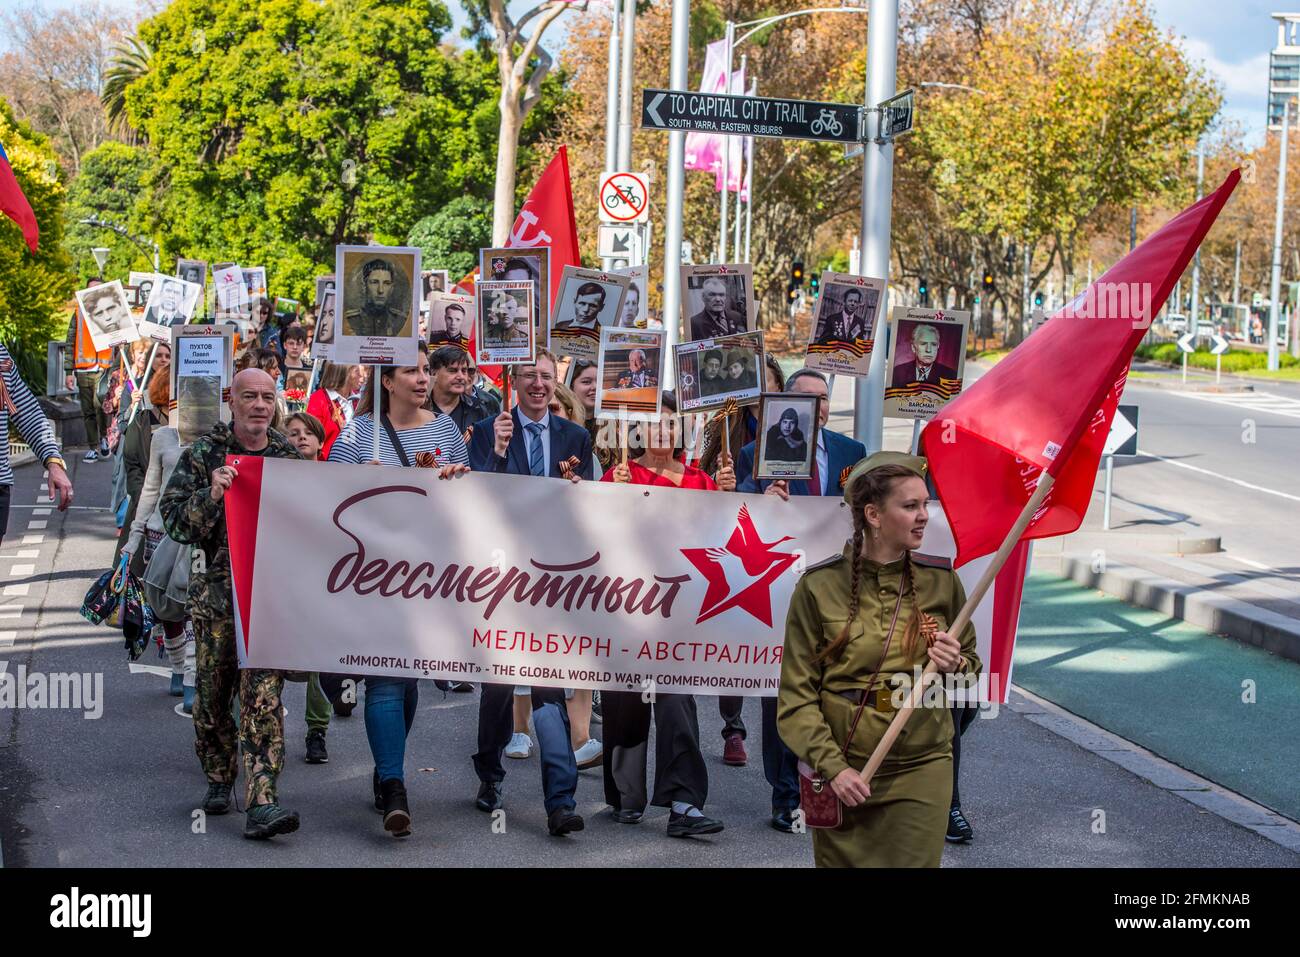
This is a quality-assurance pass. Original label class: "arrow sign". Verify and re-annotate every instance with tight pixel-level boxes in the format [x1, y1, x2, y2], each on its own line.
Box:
[1210, 333, 1230, 355]
[640, 89, 862, 144]
[1103, 404, 1139, 457]
[1177, 332, 1196, 353]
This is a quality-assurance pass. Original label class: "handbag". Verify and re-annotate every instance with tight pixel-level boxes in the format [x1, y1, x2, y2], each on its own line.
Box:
[116, 570, 158, 661]
[798, 585, 905, 829]
[81, 558, 128, 626]
[142, 533, 191, 622]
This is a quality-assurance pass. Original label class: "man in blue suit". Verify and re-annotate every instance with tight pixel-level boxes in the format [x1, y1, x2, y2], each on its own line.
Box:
[734, 367, 867, 832]
[467, 348, 593, 837]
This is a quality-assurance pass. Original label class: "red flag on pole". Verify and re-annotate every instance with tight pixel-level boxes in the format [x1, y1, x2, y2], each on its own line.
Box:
[921, 170, 1240, 568]
[0, 141, 39, 253]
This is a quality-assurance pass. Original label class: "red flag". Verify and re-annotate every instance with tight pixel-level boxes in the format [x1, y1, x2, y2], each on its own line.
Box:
[504, 145, 581, 309]
[0, 141, 39, 253]
[921, 170, 1240, 567]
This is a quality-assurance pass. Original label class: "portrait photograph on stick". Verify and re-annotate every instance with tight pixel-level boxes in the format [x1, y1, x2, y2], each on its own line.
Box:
[680, 263, 755, 341]
[674, 330, 765, 413]
[334, 244, 421, 365]
[428, 291, 474, 351]
[548, 266, 629, 362]
[175, 257, 206, 290]
[595, 327, 663, 419]
[475, 279, 535, 365]
[129, 271, 156, 310]
[74, 280, 139, 351]
[169, 324, 234, 445]
[610, 265, 649, 328]
[421, 269, 450, 313]
[882, 306, 971, 421]
[754, 391, 822, 481]
[480, 246, 549, 335]
[805, 272, 886, 377]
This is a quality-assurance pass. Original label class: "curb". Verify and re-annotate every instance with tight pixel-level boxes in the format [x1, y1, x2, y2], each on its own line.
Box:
[1032, 531, 1221, 556]
[1128, 376, 1253, 393]
[1009, 686, 1300, 854]
[1039, 553, 1300, 664]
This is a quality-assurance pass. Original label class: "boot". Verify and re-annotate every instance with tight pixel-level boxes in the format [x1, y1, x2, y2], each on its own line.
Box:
[380, 778, 411, 837]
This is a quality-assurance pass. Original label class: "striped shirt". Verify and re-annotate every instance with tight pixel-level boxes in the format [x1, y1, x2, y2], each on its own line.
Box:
[327, 412, 469, 468]
[0, 344, 60, 486]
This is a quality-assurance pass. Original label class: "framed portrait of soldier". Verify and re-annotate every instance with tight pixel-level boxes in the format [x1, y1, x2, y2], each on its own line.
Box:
[805, 273, 886, 377]
[428, 291, 474, 352]
[333, 244, 421, 366]
[480, 247, 549, 335]
[170, 324, 234, 445]
[475, 280, 535, 365]
[129, 271, 157, 310]
[680, 263, 755, 341]
[75, 280, 139, 351]
[212, 263, 247, 316]
[421, 269, 450, 313]
[243, 267, 267, 306]
[882, 306, 970, 421]
[176, 258, 207, 291]
[136, 274, 202, 344]
[754, 392, 821, 481]
[548, 266, 630, 363]
[314, 290, 336, 360]
[610, 265, 649, 328]
[595, 327, 663, 420]
[674, 330, 765, 413]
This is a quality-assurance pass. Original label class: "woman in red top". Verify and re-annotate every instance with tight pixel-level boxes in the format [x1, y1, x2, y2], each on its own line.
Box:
[306, 362, 363, 458]
[597, 391, 733, 839]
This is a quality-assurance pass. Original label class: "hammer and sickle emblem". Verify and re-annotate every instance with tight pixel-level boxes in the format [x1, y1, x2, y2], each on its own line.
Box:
[509, 209, 553, 248]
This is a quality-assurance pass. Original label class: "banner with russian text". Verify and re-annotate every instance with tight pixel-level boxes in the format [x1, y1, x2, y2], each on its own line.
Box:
[225, 458, 1026, 701]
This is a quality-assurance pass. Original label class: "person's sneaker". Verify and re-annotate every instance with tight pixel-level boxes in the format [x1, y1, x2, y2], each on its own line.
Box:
[305, 729, 328, 764]
[504, 732, 532, 759]
[573, 738, 603, 770]
[668, 810, 725, 838]
[169, 673, 184, 697]
[182, 684, 195, 714]
[380, 779, 411, 837]
[547, 806, 585, 836]
[243, 803, 300, 840]
[449, 681, 475, 693]
[475, 780, 503, 813]
[99, 438, 110, 457]
[201, 782, 232, 815]
[722, 733, 748, 766]
[82, 449, 98, 463]
[946, 806, 974, 843]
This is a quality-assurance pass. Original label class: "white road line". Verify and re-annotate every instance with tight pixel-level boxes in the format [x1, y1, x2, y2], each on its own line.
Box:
[26, 520, 46, 530]
[30, 508, 51, 515]
[0, 630, 15, 648]
[21, 535, 42, 545]
[0, 605, 24, 618]
[1171, 390, 1300, 420]
[1135, 448, 1300, 504]
[1226, 554, 1273, 571]
[3, 584, 29, 597]
[7, 564, 34, 577]
[0, 551, 39, 560]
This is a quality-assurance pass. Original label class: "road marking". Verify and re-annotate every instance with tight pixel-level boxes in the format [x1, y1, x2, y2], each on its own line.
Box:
[30, 508, 51, 515]
[1225, 554, 1273, 571]
[1170, 389, 1300, 420]
[0, 605, 24, 618]
[7, 564, 34, 577]
[3, 584, 29, 597]
[26, 520, 46, 530]
[21, 535, 42, 545]
[128, 663, 174, 678]
[0, 631, 15, 648]
[1135, 448, 1300, 504]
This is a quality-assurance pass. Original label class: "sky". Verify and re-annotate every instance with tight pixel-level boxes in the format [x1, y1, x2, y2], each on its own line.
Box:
[0, 0, 1284, 145]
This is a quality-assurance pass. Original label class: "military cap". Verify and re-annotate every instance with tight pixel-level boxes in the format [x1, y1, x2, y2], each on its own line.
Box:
[841, 450, 928, 503]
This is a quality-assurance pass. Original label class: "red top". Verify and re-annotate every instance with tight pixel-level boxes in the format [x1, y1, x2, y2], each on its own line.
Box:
[600, 458, 718, 491]
[306, 389, 347, 458]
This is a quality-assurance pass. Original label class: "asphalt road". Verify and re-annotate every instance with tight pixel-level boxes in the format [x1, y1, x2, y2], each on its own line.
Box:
[1, 453, 1296, 867]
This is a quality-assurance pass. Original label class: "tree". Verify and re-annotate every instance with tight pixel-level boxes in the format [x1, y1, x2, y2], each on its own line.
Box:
[407, 196, 493, 279]
[64, 141, 155, 285]
[0, 97, 74, 391]
[101, 35, 152, 144]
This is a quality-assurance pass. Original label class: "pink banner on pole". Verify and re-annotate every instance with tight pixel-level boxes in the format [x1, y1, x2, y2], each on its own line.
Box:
[684, 40, 729, 172]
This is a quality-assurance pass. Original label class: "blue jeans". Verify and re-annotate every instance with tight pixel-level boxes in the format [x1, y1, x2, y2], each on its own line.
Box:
[365, 677, 418, 783]
[761, 696, 800, 812]
[533, 695, 579, 814]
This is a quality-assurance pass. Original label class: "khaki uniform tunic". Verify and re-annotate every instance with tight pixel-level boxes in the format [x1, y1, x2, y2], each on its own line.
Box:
[777, 543, 981, 868]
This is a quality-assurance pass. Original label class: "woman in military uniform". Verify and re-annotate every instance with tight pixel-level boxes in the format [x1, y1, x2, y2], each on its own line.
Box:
[777, 451, 981, 867]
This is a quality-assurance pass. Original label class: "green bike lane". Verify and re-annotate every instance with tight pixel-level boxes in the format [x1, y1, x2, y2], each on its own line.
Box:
[1013, 572, 1300, 822]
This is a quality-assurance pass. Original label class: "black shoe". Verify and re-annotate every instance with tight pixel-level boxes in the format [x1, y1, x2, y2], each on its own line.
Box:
[547, 806, 585, 836]
[201, 782, 232, 815]
[475, 780, 503, 813]
[611, 807, 643, 824]
[770, 808, 796, 833]
[450, 681, 475, 693]
[243, 802, 300, 840]
[305, 729, 328, 764]
[667, 810, 724, 838]
[946, 806, 973, 843]
[333, 700, 355, 718]
[380, 779, 411, 837]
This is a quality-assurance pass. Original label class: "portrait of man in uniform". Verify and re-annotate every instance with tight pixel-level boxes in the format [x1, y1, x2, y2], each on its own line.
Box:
[342, 258, 411, 339]
[681, 264, 754, 341]
[555, 282, 606, 331]
[816, 288, 871, 344]
[891, 322, 959, 387]
[614, 348, 657, 389]
[144, 276, 198, 327]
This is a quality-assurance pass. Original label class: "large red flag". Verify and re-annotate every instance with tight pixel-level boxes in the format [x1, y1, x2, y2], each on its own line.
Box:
[0, 141, 39, 253]
[921, 170, 1240, 567]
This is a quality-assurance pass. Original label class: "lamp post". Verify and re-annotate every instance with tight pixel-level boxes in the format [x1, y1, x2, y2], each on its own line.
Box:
[79, 217, 159, 272]
[1267, 96, 1292, 371]
[90, 247, 111, 279]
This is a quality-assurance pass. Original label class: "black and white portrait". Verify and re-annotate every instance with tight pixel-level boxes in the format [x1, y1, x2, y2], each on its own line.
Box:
[806, 272, 885, 377]
[681, 263, 755, 341]
[611, 265, 648, 328]
[673, 330, 765, 413]
[481, 247, 549, 334]
[755, 392, 821, 481]
[428, 291, 474, 350]
[75, 280, 138, 350]
[475, 280, 535, 365]
[334, 245, 421, 365]
[176, 258, 207, 290]
[143, 275, 201, 327]
[548, 266, 629, 363]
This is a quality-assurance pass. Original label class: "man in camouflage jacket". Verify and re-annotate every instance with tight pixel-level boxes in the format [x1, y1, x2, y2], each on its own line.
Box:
[160, 368, 303, 839]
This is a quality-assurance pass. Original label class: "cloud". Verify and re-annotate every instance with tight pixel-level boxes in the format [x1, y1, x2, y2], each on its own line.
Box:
[1180, 36, 1270, 100]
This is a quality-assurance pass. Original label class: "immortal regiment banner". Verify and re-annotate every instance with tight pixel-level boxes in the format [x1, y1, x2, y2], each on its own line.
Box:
[226, 459, 1028, 702]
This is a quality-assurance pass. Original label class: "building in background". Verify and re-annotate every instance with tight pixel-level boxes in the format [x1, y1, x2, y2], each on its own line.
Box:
[1268, 13, 1300, 130]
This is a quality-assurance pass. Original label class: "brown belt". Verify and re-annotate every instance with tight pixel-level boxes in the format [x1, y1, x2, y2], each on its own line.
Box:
[837, 687, 896, 713]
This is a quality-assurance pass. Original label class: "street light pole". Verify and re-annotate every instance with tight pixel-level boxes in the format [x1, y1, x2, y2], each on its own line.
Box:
[852, 0, 898, 452]
[616, 0, 635, 171]
[1268, 97, 1290, 372]
[1190, 142, 1204, 331]
[602, 0, 620, 271]
[661, 0, 690, 364]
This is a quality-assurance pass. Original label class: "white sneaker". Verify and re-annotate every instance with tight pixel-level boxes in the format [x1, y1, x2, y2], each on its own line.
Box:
[83, 449, 98, 463]
[574, 738, 603, 769]
[504, 732, 533, 759]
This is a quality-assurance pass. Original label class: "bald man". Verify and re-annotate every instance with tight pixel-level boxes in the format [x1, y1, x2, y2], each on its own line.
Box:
[160, 367, 305, 839]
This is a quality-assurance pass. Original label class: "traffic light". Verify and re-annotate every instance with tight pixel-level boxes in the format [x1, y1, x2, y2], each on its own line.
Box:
[1033, 290, 1044, 308]
[809, 273, 820, 297]
[982, 271, 995, 292]
[787, 283, 799, 303]
[918, 277, 929, 305]
[791, 260, 805, 286]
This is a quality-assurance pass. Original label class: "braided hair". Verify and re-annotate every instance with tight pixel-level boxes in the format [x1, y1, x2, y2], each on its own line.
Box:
[817, 463, 924, 664]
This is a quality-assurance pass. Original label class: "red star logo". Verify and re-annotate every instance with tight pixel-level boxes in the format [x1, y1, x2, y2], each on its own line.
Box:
[681, 504, 797, 626]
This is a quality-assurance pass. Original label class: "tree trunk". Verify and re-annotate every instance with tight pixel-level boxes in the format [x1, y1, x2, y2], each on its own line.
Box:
[493, 86, 523, 246]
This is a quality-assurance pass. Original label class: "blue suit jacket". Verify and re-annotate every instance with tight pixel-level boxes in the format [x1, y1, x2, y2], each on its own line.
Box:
[736, 428, 866, 496]
[468, 406, 595, 480]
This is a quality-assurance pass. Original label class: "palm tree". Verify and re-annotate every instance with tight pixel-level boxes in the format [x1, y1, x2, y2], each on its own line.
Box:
[101, 35, 151, 144]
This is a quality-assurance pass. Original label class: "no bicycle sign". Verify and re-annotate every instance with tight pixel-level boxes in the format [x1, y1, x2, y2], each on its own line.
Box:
[599, 171, 649, 225]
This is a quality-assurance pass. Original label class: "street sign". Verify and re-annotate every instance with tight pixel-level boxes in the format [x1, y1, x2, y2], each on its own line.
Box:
[1103, 404, 1139, 457]
[1177, 332, 1196, 353]
[640, 89, 862, 144]
[681, 241, 693, 265]
[598, 223, 642, 260]
[1210, 333, 1230, 355]
[877, 88, 915, 140]
[599, 170, 649, 224]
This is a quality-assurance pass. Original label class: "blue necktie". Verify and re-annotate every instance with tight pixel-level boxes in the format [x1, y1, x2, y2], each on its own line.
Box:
[525, 422, 545, 476]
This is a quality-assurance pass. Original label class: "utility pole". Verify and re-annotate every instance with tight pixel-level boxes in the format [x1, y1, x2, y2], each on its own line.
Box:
[616, 0, 635, 170]
[718, 20, 736, 263]
[602, 0, 620, 271]
[1268, 96, 1291, 371]
[732, 56, 746, 261]
[661, 0, 690, 363]
[852, 0, 898, 452]
[1190, 142, 1205, 331]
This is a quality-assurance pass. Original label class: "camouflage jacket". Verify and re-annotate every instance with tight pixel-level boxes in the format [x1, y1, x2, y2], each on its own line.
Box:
[159, 421, 300, 621]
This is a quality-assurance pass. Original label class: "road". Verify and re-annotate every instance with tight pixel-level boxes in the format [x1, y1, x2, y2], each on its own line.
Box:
[1, 452, 1295, 867]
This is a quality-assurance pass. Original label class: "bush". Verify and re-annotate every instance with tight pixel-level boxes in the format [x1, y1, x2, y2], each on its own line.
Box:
[1133, 342, 1298, 372]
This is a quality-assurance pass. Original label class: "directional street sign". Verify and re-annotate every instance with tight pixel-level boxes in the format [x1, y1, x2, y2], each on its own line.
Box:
[1103, 404, 1139, 457]
[1177, 332, 1197, 353]
[640, 89, 862, 144]
[681, 241, 693, 264]
[599, 170, 649, 224]
[598, 223, 642, 261]
[1210, 333, 1230, 355]
[878, 88, 915, 140]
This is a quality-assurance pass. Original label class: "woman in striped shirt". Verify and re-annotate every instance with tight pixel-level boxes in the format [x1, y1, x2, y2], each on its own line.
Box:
[327, 341, 468, 837]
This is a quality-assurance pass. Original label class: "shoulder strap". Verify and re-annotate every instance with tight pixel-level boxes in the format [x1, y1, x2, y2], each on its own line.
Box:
[379, 413, 411, 468]
[841, 584, 905, 759]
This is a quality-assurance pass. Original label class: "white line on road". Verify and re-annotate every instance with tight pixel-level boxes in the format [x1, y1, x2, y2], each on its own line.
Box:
[21, 535, 42, 545]
[0, 630, 15, 648]
[30, 508, 51, 515]
[1226, 554, 1273, 572]
[1170, 390, 1300, 420]
[1135, 448, 1300, 504]
[7, 564, 34, 577]
[26, 520, 46, 530]
[3, 584, 29, 597]
[0, 605, 24, 618]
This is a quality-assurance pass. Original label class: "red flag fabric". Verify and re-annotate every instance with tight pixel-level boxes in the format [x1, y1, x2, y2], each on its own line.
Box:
[504, 145, 581, 309]
[921, 170, 1240, 567]
[0, 141, 39, 253]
